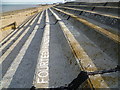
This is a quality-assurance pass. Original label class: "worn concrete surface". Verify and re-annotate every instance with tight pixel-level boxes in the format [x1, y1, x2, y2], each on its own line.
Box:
[0, 2, 119, 89]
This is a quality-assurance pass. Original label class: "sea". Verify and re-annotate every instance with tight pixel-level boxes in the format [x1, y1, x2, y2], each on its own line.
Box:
[0, 4, 38, 13]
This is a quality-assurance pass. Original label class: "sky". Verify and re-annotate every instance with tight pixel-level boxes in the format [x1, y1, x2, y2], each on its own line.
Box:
[2, 0, 64, 4]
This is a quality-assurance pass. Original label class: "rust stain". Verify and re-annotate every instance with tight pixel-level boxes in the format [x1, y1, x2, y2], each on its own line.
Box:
[58, 18, 108, 88]
[102, 76, 118, 85]
[89, 75, 108, 88]
[51, 8, 118, 88]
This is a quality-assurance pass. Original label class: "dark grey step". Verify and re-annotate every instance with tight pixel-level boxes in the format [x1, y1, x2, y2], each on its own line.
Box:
[52, 7, 120, 62]
[55, 6, 120, 32]
[61, 5, 119, 16]
[1, 12, 44, 78]
[64, 2, 120, 7]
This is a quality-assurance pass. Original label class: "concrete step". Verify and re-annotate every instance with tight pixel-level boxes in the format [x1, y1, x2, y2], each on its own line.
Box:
[64, 2, 120, 7]
[33, 9, 80, 88]
[59, 5, 119, 16]
[49, 8, 118, 88]
[55, 6, 120, 33]
[0, 12, 40, 56]
[52, 7, 119, 65]
[57, 7, 120, 35]
[0, 11, 45, 89]
[0, 12, 42, 78]
[1, 9, 80, 89]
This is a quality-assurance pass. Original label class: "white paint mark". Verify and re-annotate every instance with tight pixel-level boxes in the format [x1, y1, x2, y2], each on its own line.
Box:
[33, 10, 50, 88]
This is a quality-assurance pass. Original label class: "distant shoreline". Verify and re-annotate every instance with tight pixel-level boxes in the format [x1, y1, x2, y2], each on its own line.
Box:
[0, 4, 53, 42]
[1, 6, 39, 16]
[1, 4, 40, 15]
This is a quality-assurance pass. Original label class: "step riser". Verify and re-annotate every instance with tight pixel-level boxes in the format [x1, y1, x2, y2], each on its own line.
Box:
[54, 8, 119, 62]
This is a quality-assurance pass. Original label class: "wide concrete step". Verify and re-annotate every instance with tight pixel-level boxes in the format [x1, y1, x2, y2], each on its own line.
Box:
[64, 2, 120, 7]
[0, 13, 40, 56]
[55, 6, 120, 34]
[52, 7, 119, 64]
[59, 4, 119, 16]
[0, 11, 45, 89]
[49, 8, 118, 88]
[0, 11, 44, 78]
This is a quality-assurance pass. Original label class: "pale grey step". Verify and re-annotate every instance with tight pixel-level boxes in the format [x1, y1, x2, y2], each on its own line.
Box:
[0, 13, 40, 56]
[1, 12, 42, 78]
[1, 11, 44, 89]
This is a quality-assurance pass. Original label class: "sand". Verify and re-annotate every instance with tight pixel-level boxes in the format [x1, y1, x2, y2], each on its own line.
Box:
[0, 5, 53, 42]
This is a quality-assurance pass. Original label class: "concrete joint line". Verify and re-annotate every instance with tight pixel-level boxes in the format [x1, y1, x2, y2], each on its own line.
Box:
[40, 25, 46, 29]
[91, 7, 95, 11]
[79, 11, 83, 15]
[103, 2, 108, 6]
[40, 22, 50, 29]
[66, 15, 71, 20]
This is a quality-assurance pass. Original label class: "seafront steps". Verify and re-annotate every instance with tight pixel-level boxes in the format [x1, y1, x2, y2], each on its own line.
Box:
[53, 2, 120, 62]
[0, 9, 80, 89]
[61, 2, 119, 15]
[0, 2, 119, 89]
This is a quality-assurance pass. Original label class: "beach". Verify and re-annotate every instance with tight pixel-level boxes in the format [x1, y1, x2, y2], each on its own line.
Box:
[0, 4, 53, 42]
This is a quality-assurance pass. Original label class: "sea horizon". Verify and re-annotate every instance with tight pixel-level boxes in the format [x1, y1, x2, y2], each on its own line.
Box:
[0, 1, 62, 13]
[0, 4, 39, 13]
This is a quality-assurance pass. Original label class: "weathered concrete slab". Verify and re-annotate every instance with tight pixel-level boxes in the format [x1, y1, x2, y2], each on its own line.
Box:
[51, 7, 119, 88]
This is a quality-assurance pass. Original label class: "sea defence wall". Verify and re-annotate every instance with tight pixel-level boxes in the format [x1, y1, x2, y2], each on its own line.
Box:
[0, 1, 119, 89]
